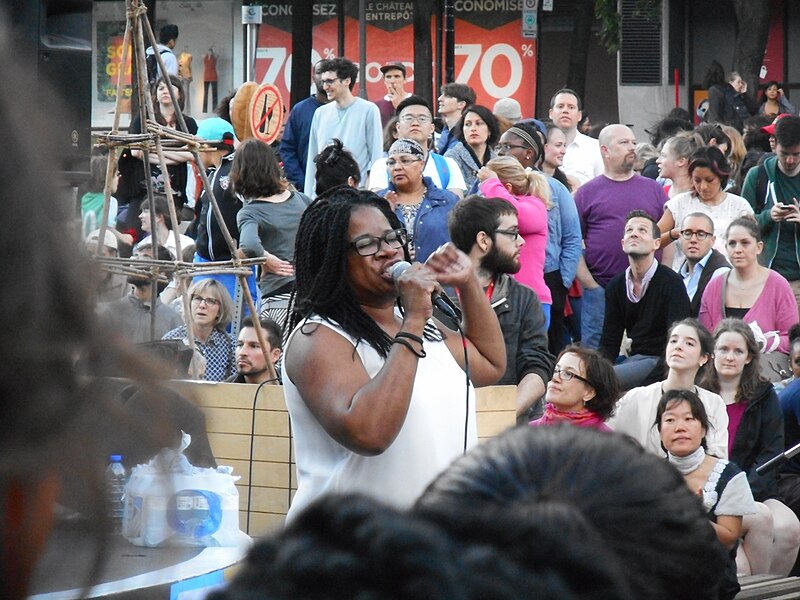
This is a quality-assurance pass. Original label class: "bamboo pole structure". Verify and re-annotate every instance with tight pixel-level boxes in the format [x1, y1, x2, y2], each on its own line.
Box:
[91, 0, 279, 384]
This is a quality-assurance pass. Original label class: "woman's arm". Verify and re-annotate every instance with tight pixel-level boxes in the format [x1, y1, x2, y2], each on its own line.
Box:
[553, 181, 582, 288]
[427, 244, 506, 386]
[657, 206, 678, 247]
[236, 208, 293, 276]
[744, 390, 784, 500]
[712, 515, 742, 550]
[698, 275, 722, 333]
[770, 273, 800, 353]
[283, 265, 441, 455]
[130, 149, 189, 165]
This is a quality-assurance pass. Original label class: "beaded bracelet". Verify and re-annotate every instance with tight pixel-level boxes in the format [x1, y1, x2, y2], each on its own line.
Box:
[392, 337, 426, 358]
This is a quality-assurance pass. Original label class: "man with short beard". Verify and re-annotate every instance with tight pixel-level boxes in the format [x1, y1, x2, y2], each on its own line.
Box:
[448, 195, 554, 422]
[228, 316, 282, 384]
[97, 243, 182, 343]
[599, 211, 690, 390]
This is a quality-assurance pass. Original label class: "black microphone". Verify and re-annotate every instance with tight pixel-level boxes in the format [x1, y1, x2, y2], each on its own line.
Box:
[389, 261, 460, 320]
[756, 440, 800, 476]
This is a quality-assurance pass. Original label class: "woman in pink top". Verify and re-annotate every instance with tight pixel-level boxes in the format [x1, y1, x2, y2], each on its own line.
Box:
[478, 156, 551, 321]
[699, 216, 798, 354]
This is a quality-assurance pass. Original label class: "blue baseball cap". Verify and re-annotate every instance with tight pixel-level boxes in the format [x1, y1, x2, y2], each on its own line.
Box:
[197, 117, 235, 146]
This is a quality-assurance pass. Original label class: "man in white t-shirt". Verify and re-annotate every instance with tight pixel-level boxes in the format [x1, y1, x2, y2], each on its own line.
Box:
[369, 96, 466, 197]
[549, 88, 603, 187]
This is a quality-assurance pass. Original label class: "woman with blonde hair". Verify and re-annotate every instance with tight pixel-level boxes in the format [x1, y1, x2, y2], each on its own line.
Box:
[720, 125, 747, 193]
[477, 155, 552, 325]
[657, 132, 697, 198]
[162, 278, 237, 381]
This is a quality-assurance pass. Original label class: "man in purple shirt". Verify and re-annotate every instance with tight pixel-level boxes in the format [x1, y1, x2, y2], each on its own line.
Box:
[574, 124, 668, 349]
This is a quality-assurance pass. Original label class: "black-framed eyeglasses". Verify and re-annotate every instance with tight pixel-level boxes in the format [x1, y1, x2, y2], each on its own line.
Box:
[553, 366, 591, 384]
[191, 294, 221, 307]
[349, 228, 408, 256]
[494, 143, 528, 153]
[495, 228, 521, 240]
[387, 157, 423, 168]
[398, 114, 432, 125]
[680, 229, 713, 241]
[320, 78, 341, 87]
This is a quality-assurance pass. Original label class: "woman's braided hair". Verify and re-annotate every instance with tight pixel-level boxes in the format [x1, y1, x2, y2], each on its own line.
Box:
[289, 186, 409, 358]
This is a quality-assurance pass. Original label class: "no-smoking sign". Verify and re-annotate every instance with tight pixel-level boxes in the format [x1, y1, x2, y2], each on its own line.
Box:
[248, 83, 284, 145]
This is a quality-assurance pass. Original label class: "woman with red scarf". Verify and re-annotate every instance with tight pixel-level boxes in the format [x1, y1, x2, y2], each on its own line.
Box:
[530, 345, 620, 431]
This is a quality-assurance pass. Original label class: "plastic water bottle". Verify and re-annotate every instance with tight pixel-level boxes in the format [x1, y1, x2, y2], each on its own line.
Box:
[106, 454, 127, 533]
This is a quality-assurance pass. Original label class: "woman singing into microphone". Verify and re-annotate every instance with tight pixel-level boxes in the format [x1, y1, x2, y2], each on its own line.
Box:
[282, 187, 505, 522]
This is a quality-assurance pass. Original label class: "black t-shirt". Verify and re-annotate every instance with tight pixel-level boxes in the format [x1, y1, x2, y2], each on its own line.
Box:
[117, 115, 198, 207]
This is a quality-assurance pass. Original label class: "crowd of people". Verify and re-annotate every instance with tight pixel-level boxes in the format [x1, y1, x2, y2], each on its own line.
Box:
[12, 27, 800, 597]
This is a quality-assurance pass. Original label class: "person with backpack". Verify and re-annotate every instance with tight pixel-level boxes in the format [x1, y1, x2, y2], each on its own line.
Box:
[742, 115, 800, 308]
[368, 95, 467, 198]
[702, 61, 754, 133]
[145, 24, 179, 82]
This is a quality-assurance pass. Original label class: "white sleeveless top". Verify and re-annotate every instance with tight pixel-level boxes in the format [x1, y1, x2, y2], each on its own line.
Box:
[282, 315, 477, 523]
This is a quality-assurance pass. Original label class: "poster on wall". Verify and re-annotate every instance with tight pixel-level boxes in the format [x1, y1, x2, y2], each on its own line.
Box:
[253, 1, 537, 116]
[96, 18, 168, 116]
[96, 20, 133, 112]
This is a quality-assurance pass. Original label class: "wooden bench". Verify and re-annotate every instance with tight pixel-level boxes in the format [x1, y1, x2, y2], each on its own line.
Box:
[736, 574, 800, 599]
[167, 382, 517, 537]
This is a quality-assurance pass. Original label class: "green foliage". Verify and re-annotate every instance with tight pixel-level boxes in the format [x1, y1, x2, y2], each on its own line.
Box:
[595, 0, 660, 54]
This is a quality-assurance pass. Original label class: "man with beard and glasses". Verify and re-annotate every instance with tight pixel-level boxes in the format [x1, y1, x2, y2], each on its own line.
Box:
[448, 195, 555, 422]
[599, 211, 691, 390]
[228, 316, 282, 384]
[97, 242, 182, 343]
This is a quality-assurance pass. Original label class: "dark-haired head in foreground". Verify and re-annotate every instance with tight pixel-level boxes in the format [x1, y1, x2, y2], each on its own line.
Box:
[209, 493, 618, 600]
[414, 426, 727, 600]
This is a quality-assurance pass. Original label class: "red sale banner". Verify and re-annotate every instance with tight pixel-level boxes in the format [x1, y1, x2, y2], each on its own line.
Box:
[253, 3, 537, 116]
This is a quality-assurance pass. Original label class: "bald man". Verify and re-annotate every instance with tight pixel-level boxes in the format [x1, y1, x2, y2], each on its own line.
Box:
[573, 124, 669, 349]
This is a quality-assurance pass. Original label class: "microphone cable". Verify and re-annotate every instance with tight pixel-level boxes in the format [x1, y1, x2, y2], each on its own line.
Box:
[246, 377, 279, 535]
[454, 319, 471, 454]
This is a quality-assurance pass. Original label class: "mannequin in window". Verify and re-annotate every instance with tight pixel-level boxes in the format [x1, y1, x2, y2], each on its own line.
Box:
[203, 48, 218, 113]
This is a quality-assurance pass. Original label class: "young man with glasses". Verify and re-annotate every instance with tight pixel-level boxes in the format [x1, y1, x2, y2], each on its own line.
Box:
[304, 57, 383, 197]
[676, 212, 731, 316]
[447, 195, 555, 422]
[368, 96, 466, 197]
[599, 211, 691, 391]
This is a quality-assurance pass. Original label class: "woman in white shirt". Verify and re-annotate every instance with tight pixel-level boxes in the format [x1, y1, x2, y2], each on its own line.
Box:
[657, 146, 753, 271]
[608, 318, 729, 458]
